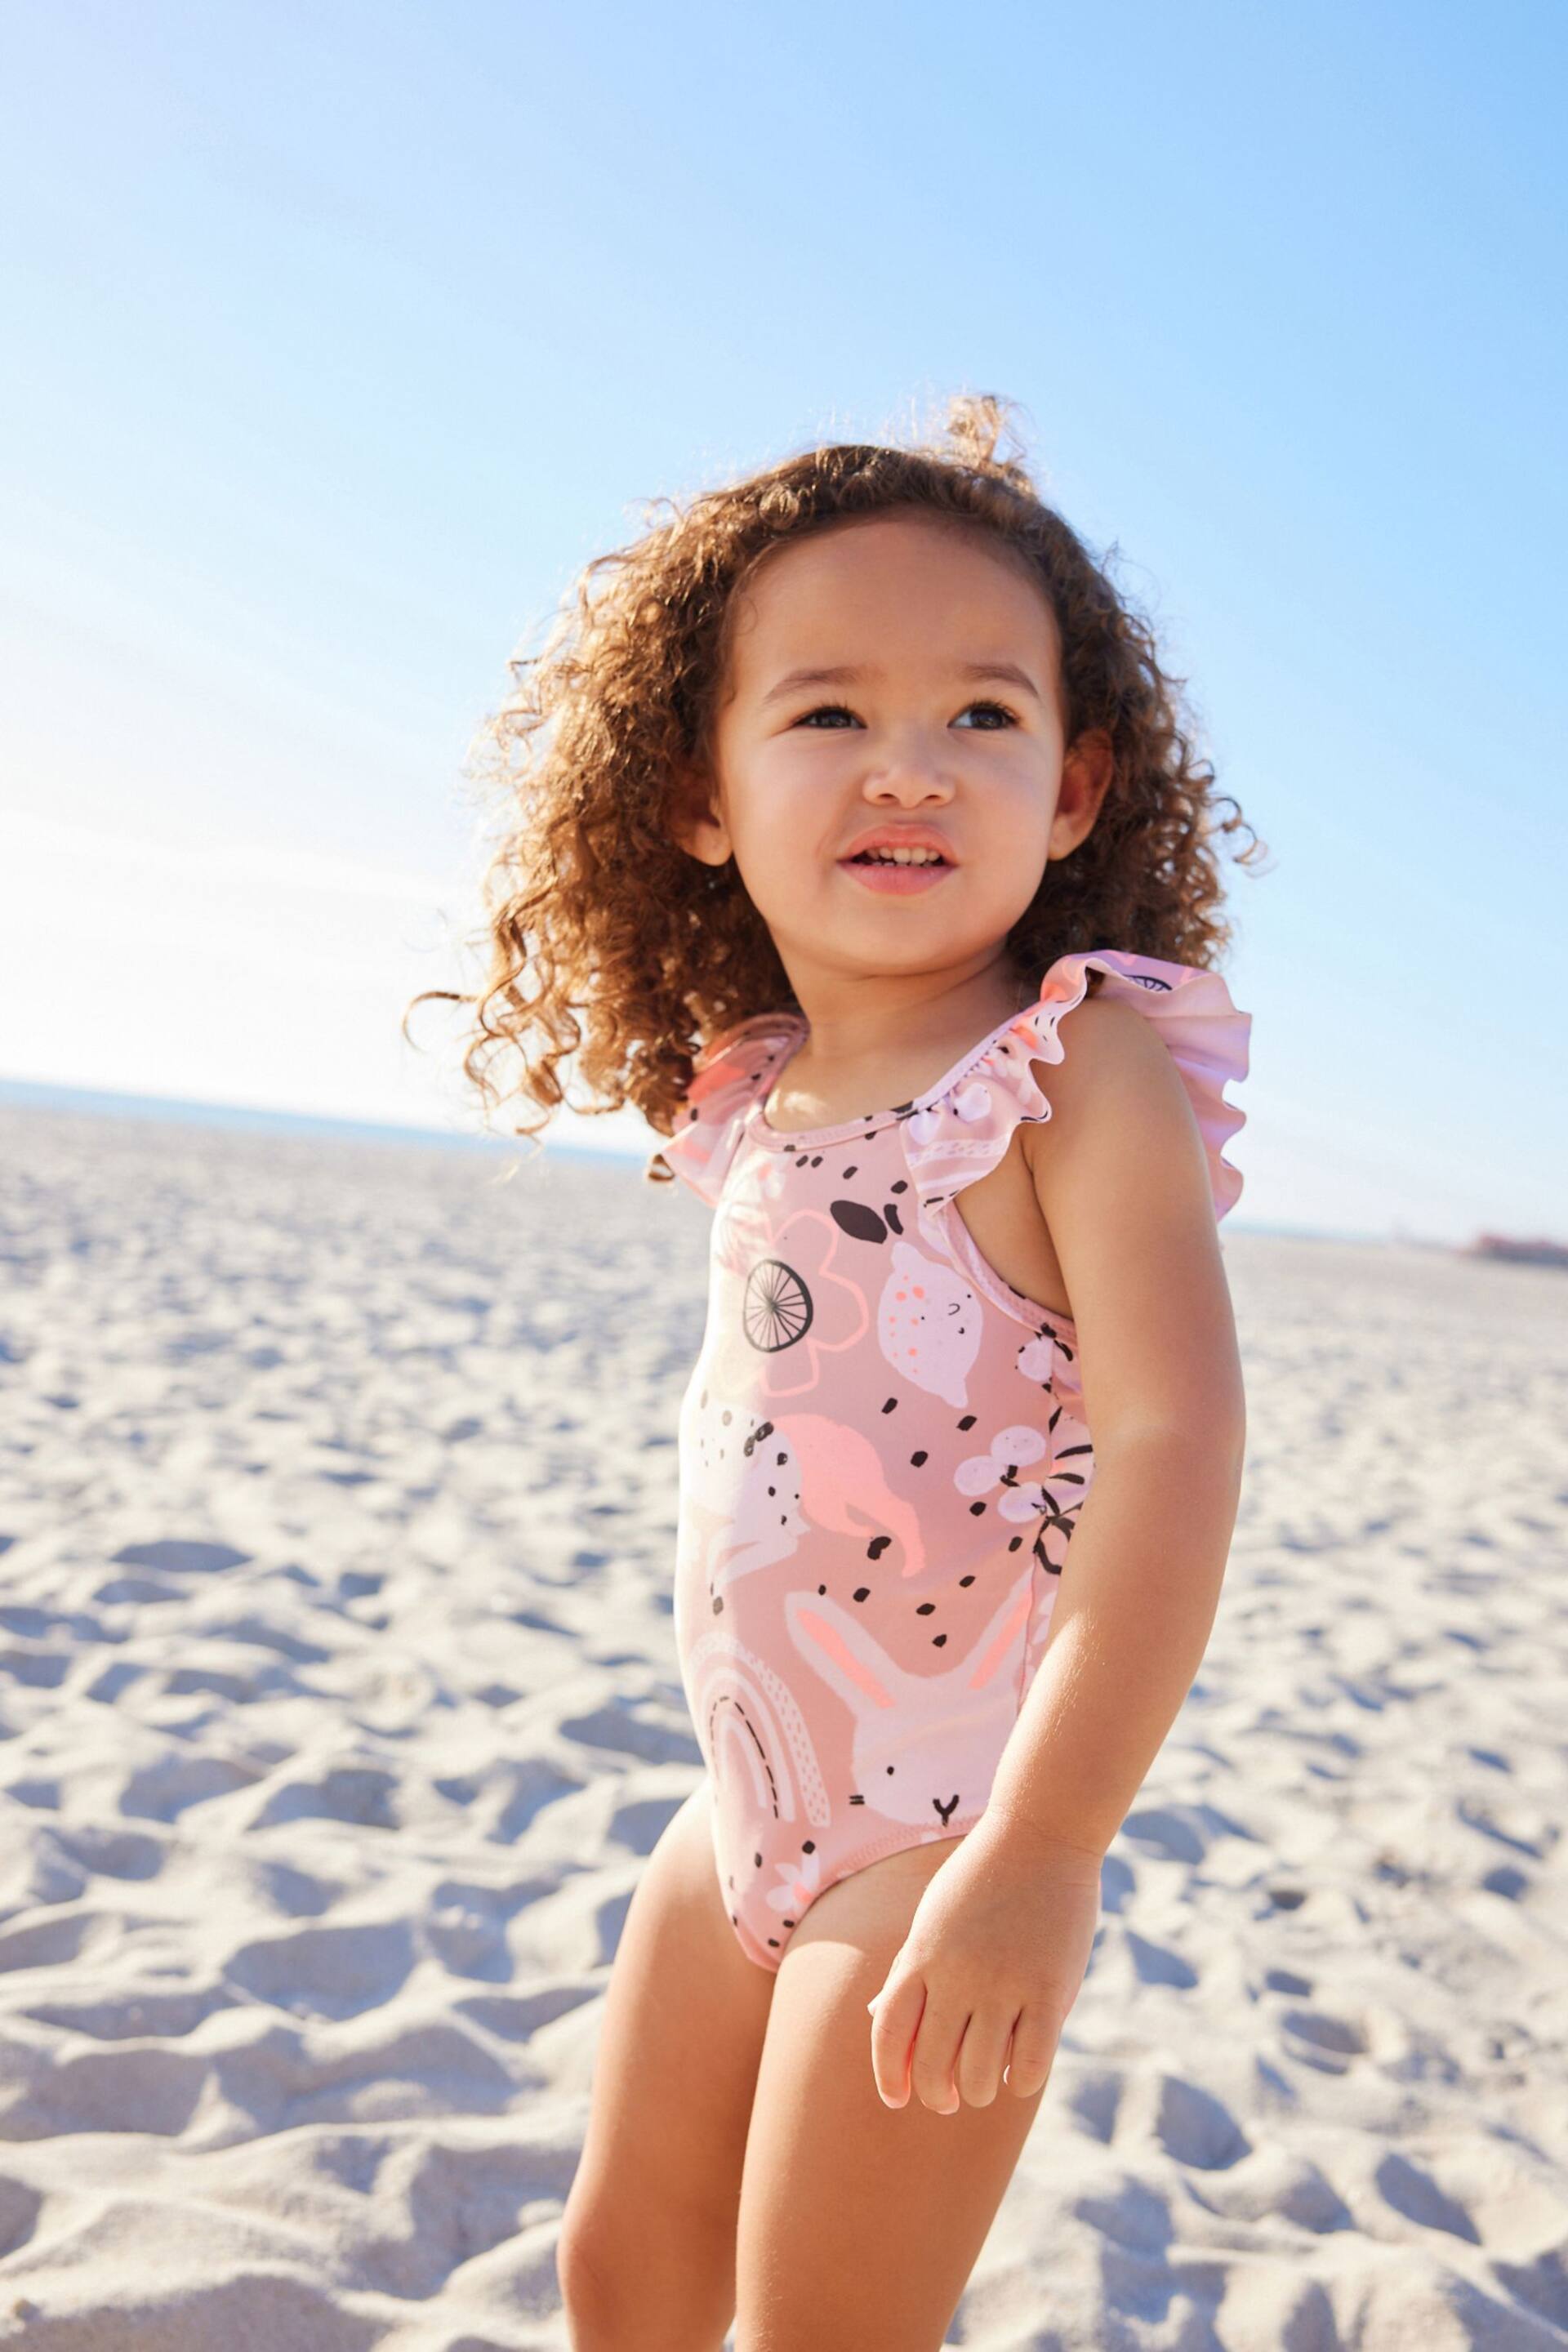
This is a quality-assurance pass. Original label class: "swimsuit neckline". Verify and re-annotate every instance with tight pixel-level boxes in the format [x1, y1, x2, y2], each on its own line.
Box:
[747, 993, 1040, 1152]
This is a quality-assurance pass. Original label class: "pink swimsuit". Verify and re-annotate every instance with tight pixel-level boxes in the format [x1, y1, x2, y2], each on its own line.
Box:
[648, 946, 1250, 1972]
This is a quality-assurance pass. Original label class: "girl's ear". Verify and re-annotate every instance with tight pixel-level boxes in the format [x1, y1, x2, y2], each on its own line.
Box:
[668, 761, 733, 867]
[1048, 728, 1116, 861]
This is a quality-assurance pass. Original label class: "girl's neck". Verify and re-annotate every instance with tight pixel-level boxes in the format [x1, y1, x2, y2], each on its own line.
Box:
[764, 960, 1037, 1132]
[786, 960, 1035, 1064]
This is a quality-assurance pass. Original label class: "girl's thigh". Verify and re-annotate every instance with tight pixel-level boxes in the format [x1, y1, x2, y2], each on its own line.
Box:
[559, 1775, 776, 2346]
[733, 1837, 1046, 2352]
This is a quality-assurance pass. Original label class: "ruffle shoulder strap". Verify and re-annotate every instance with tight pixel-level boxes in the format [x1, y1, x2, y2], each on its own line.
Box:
[903, 947, 1251, 1225]
[645, 1013, 797, 1206]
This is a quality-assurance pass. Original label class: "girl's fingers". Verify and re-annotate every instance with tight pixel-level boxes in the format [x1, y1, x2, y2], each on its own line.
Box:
[866, 1972, 924, 2108]
[871, 1980, 1055, 2114]
[953, 2007, 1016, 2109]
[906, 1998, 971, 2115]
[1002, 2001, 1063, 2099]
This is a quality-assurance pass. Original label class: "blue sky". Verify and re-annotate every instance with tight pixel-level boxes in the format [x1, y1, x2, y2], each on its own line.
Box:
[2, 1, 1562, 1242]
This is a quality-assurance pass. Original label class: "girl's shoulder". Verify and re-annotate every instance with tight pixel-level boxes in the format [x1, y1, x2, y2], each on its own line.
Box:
[902, 947, 1252, 1226]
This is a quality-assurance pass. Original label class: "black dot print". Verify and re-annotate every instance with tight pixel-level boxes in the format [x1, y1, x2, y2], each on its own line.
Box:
[831, 1198, 887, 1244]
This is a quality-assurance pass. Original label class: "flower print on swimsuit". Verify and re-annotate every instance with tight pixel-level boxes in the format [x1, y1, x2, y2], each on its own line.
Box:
[709, 1145, 881, 1406]
[733, 1209, 872, 1404]
[762, 1842, 825, 1927]
[997, 1322, 1095, 1579]
[1036, 1396, 1095, 1575]
[719, 1148, 987, 1411]
[954, 1422, 1054, 1524]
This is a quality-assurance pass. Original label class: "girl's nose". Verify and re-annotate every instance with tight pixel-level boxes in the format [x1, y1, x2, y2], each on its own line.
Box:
[858, 731, 957, 798]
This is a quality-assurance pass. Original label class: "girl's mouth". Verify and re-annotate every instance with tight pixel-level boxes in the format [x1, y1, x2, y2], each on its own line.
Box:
[837, 852, 955, 897]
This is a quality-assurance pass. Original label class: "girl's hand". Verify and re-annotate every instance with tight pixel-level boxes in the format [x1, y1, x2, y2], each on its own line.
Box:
[864, 1821, 1102, 2113]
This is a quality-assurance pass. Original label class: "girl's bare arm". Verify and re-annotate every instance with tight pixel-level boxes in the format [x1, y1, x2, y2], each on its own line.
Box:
[985, 996, 1249, 1861]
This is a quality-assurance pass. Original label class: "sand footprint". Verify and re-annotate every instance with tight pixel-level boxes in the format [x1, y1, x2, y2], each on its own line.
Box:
[1152, 2074, 1252, 2170]
[1263, 1965, 1313, 1995]
[1125, 1929, 1200, 1989]
[1280, 2006, 1367, 2074]
[1375, 2151, 1479, 2242]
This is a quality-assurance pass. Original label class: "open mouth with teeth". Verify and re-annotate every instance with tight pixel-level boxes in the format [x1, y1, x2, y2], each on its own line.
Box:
[845, 849, 951, 866]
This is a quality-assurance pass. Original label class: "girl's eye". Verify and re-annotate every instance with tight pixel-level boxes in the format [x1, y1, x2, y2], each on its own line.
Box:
[794, 700, 1019, 730]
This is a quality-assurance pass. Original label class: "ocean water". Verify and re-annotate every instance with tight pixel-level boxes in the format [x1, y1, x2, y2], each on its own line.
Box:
[0, 1075, 1389, 1245]
[0, 1075, 614, 1160]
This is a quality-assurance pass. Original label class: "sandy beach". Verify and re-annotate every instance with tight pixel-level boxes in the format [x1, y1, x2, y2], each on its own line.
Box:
[0, 1099, 1563, 2351]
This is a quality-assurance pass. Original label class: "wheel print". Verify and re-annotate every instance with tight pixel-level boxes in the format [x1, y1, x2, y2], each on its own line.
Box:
[743, 1258, 814, 1352]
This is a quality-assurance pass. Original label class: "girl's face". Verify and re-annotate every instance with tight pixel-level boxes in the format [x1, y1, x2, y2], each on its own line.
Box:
[682, 509, 1112, 996]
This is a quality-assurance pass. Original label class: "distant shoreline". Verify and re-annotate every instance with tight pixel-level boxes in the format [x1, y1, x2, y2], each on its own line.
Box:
[0, 1074, 545, 1156]
[0, 1075, 1506, 1254]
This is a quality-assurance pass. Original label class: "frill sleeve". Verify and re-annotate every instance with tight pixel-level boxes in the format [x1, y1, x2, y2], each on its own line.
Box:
[645, 1013, 802, 1207]
[902, 947, 1251, 1224]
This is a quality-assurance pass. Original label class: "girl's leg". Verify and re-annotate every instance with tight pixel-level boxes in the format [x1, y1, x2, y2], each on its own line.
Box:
[558, 1775, 776, 2352]
[732, 1836, 1048, 2352]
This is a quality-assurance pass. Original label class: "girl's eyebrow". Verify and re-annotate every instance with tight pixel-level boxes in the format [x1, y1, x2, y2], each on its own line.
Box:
[758, 660, 1043, 709]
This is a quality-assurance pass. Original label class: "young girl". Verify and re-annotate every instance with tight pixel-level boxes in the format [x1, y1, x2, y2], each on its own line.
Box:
[416, 394, 1262, 2352]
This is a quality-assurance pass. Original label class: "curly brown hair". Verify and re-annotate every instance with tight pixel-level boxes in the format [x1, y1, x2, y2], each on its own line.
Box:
[404, 391, 1266, 1174]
